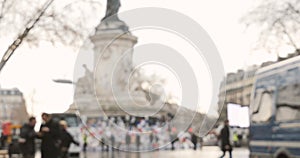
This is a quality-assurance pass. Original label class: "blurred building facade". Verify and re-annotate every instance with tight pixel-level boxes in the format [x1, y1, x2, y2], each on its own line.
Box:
[218, 67, 258, 123]
[0, 88, 28, 124]
[218, 51, 300, 123]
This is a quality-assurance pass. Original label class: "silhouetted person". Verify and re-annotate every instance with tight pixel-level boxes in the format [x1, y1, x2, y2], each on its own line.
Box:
[19, 117, 37, 158]
[110, 134, 115, 151]
[170, 137, 178, 150]
[125, 132, 131, 151]
[1, 122, 10, 149]
[0, 132, 6, 149]
[59, 120, 79, 158]
[233, 132, 239, 147]
[219, 120, 233, 158]
[136, 133, 140, 151]
[199, 137, 203, 150]
[100, 137, 107, 151]
[170, 127, 178, 150]
[38, 113, 61, 158]
[191, 133, 198, 150]
[149, 132, 154, 147]
[83, 133, 88, 153]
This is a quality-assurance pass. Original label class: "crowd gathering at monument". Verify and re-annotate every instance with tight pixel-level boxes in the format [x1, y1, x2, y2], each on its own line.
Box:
[81, 115, 203, 152]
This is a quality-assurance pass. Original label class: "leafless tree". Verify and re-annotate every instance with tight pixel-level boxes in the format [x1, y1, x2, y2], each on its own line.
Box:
[241, 0, 300, 55]
[0, 0, 102, 72]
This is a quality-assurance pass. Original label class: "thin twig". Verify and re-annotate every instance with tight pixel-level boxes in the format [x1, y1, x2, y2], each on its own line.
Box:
[0, 0, 55, 73]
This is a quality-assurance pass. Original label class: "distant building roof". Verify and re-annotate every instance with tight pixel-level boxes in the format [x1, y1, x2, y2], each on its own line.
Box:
[0, 88, 23, 96]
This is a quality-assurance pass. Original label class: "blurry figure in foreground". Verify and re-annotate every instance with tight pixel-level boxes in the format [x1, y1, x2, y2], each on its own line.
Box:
[218, 120, 233, 158]
[59, 120, 79, 158]
[38, 113, 61, 158]
[19, 117, 37, 158]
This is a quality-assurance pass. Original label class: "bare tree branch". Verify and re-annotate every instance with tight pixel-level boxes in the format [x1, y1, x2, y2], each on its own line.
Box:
[241, 0, 300, 54]
[278, 20, 298, 50]
[0, 0, 101, 73]
[0, 0, 54, 72]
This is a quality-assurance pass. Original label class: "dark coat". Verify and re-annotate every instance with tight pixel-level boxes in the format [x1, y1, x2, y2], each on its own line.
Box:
[219, 125, 232, 151]
[60, 129, 79, 149]
[136, 134, 140, 146]
[191, 133, 198, 144]
[125, 133, 131, 145]
[39, 119, 61, 158]
[19, 123, 36, 155]
[59, 129, 79, 158]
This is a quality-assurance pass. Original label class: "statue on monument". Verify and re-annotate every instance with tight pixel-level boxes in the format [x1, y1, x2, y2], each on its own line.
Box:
[102, 0, 121, 20]
[98, 0, 128, 31]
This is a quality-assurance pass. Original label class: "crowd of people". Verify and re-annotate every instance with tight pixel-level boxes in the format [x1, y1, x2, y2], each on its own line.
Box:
[81, 116, 203, 152]
[81, 118, 237, 158]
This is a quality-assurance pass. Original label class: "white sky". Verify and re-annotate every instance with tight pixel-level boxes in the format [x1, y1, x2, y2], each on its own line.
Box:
[0, 0, 282, 119]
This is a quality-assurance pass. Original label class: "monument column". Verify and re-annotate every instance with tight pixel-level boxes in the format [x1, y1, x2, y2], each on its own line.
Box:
[90, 0, 141, 113]
[91, 32, 138, 101]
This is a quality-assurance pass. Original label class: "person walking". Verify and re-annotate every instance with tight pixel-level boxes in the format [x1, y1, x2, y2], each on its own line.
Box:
[218, 120, 233, 158]
[170, 127, 178, 150]
[110, 134, 115, 151]
[149, 132, 154, 148]
[19, 117, 37, 158]
[82, 133, 88, 153]
[125, 132, 131, 151]
[100, 136, 108, 152]
[191, 132, 198, 150]
[199, 137, 203, 150]
[59, 120, 79, 158]
[38, 113, 61, 158]
[135, 133, 141, 151]
[1, 122, 10, 149]
[233, 132, 239, 147]
[187, 127, 198, 150]
[0, 132, 6, 149]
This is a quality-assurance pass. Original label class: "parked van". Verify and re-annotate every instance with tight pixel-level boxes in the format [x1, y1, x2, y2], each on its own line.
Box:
[249, 56, 300, 158]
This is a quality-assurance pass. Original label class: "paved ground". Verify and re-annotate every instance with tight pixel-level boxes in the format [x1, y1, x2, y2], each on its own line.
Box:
[77, 146, 249, 158]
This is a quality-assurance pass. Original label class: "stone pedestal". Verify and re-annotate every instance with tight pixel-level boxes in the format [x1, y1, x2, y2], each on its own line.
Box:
[90, 32, 136, 99]
[88, 21, 149, 117]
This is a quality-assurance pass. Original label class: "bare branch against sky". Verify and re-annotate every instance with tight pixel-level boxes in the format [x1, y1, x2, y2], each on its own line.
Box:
[241, 0, 300, 55]
[0, 0, 54, 72]
[0, 0, 101, 73]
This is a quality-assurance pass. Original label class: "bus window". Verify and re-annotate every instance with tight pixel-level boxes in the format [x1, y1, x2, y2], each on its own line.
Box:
[51, 114, 79, 127]
[276, 83, 300, 122]
[64, 116, 79, 127]
[251, 89, 273, 123]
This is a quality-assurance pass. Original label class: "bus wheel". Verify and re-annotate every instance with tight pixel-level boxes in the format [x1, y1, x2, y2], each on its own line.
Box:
[277, 153, 289, 158]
